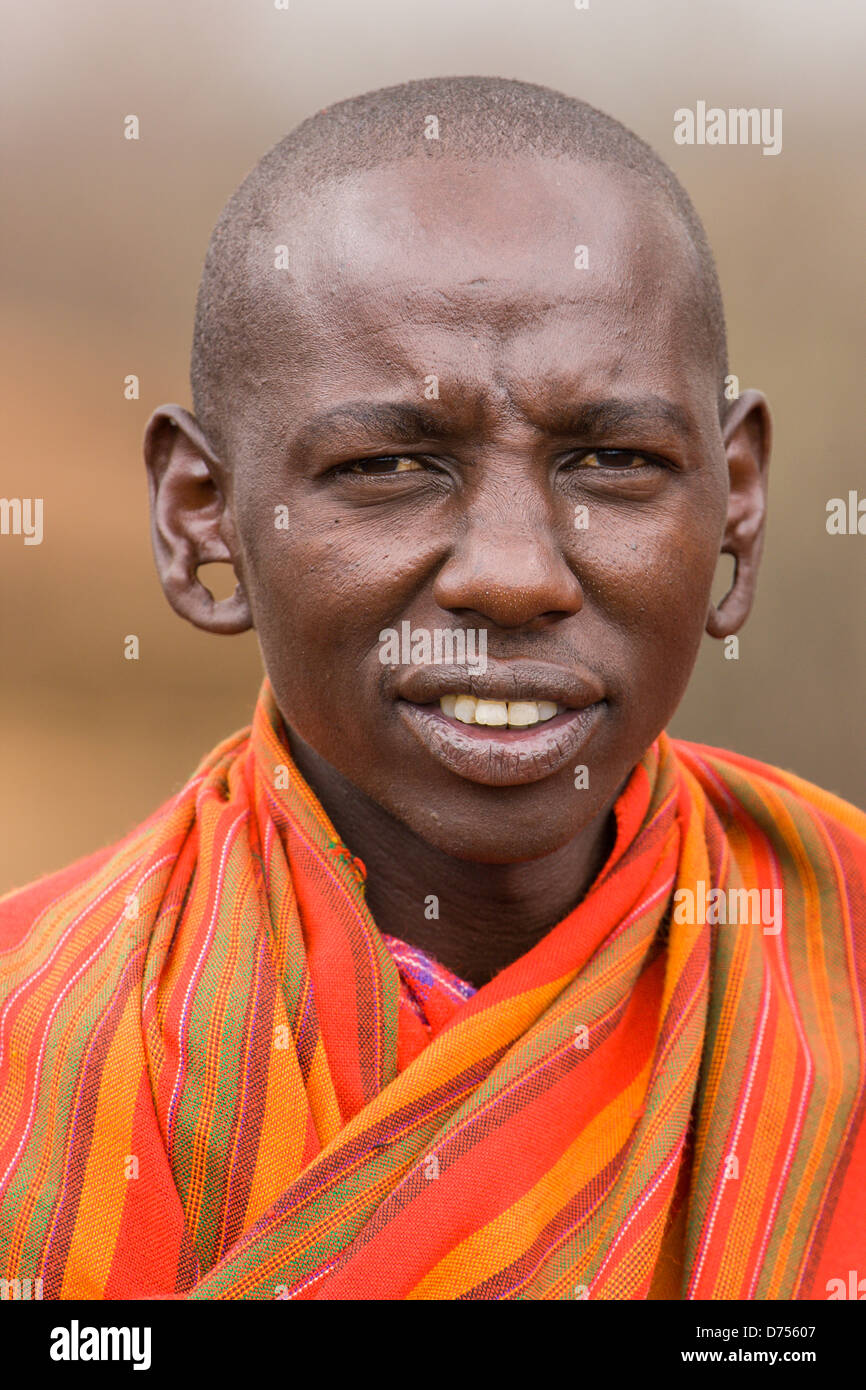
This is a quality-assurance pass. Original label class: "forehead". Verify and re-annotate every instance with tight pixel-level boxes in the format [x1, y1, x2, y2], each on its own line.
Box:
[240, 155, 715, 432]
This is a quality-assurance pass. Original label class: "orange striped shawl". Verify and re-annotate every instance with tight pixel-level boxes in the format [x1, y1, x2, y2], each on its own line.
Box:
[1, 680, 865, 1299]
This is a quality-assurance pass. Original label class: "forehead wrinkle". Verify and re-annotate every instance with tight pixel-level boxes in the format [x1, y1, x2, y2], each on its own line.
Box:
[291, 266, 678, 341]
[271, 255, 701, 387]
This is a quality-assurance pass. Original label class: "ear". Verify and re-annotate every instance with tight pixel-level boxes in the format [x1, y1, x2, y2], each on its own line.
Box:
[143, 405, 253, 634]
[706, 389, 772, 639]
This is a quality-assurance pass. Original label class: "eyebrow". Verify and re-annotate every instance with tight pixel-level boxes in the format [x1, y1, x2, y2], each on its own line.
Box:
[291, 393, 695, 454]
[549, 395, 695, 440]
[293, 403, 446, 453]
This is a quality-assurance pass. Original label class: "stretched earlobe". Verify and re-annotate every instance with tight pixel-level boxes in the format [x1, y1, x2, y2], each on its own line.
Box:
[144, 405, 254, 635]
[162, 549, 253, 634]
[705, 552, 757, 638]
[705, 389, 771, 641]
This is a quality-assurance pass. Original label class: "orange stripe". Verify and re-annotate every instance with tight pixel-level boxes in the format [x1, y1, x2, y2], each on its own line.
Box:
[59, 989, 142, 1297]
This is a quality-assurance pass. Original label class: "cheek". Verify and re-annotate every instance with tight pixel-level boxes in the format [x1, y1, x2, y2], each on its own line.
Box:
[576, 504, 721, 697]
[238, 504, 437, 726]
[253, 535, 369, 656]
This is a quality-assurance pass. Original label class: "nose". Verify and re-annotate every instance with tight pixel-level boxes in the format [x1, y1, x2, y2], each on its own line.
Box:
[432, 489, 583, 630]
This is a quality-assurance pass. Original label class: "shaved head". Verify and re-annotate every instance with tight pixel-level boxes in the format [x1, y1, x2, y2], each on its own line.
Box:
[190, 75, 728, 460]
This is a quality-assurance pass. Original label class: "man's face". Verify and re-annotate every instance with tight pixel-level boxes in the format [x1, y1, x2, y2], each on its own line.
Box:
[221, 156, 729, 862]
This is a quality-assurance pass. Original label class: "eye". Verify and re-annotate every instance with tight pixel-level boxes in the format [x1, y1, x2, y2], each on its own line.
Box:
[570, 450, 657, 470]
[340, 455, 426, 476]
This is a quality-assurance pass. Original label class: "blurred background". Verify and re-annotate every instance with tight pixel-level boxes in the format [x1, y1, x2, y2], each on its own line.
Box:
[1, 0, 864, 894]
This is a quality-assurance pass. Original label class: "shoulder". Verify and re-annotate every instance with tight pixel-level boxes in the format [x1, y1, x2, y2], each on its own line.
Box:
[0, 843, 120, 953]
[0, 721, 254, 960]
[669, 736, 866, 843]
[0, 791, 192, 960]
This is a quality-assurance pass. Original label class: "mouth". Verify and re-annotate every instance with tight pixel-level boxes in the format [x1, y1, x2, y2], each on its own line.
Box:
[394, 663, 606, 787]
[438, 693, 565, 728]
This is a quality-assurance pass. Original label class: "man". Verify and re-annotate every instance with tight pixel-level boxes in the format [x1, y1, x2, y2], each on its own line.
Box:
[1, 76, 864, 1301]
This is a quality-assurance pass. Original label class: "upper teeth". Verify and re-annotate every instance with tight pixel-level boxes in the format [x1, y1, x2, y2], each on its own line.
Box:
[439, 694, 563, 727]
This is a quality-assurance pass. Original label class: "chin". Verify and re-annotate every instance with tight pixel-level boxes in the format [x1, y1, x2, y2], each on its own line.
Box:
[396, 800, 600, 865]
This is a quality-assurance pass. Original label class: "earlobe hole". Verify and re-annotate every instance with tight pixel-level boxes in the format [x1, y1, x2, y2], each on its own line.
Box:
[711, 553, 736, 607]
[196, 562, 238, 602]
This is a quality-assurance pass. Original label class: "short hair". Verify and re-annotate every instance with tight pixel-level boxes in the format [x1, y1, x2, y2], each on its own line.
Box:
[190, 76, 728, 458]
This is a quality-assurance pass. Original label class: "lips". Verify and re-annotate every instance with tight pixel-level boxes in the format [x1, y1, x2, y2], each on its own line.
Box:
[395, 660, 605, 711]
[395, 661, 606, 787]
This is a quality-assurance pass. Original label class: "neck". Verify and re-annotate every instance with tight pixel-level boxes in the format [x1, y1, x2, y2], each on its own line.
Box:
[287, 733, 617, 988]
